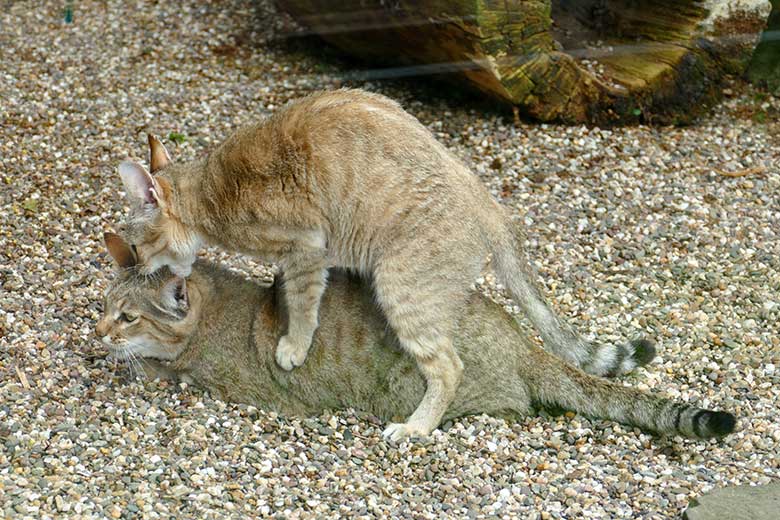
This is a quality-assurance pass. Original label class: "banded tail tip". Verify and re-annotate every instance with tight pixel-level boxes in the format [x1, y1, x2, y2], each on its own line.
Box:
[707, 411, 737, 438]
[696, 410, 737, 438]
[605, 338, 657, 377]
[630, 338, 656, 366]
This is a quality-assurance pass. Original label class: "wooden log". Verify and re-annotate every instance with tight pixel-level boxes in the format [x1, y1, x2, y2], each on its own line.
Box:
[747, 0, 780, 94]
[276, 0, 772, 124]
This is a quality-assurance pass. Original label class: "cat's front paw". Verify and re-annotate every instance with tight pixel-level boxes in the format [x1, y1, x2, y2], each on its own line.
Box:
[382, 422, 430, 442]
[275, 335, 310, 371]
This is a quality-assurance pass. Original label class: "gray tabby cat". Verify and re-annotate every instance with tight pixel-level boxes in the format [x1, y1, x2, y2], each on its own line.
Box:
[117, 88, 652, 440]
[96, 233, 736, 440]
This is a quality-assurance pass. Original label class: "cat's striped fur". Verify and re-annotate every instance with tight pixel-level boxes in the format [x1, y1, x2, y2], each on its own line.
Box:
[117, 89, 653, 440]
[97, 234, 736, 440]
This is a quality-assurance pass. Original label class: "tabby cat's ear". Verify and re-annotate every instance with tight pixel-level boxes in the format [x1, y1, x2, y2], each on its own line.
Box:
[161, 276, 189, 312]
[148, 134, 171, 174]
[104, 232, 137, 269]
[119, 161, 159, 206]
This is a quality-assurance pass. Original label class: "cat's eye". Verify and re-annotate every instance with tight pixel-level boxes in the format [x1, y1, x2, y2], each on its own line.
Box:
[119, 312, 138, 323]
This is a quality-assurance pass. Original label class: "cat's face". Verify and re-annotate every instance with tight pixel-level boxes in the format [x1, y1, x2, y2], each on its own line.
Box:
[118, 135, 200, 277]
[97, 232, 198, 363]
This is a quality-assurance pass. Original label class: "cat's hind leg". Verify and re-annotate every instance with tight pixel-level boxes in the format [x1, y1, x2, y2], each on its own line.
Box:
[382, 334, 464, 441]
[373, 267, 470, 441]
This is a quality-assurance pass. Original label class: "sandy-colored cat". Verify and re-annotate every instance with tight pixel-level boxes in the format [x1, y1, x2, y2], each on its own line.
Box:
[96, 233, 735, 441]
[118, 89, 652, 440]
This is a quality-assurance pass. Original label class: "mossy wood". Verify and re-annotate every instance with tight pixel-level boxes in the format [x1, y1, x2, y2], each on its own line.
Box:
[277, 0, 772, 124]
[748, 0, 780, 94]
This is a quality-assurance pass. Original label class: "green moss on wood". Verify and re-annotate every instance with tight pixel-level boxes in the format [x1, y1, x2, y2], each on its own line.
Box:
[748, 0, 780, 93]
[277, 0, 770, 124]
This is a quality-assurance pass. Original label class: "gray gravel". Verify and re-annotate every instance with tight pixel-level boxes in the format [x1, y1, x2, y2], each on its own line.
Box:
[2, 1, 780, 518]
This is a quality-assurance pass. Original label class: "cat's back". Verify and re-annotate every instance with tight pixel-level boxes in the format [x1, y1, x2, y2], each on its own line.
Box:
[206, 89, 489, 238]
[277, 89, 407, 124]
[216, 89, 466, 183]
[267, 89, 425, 146]
[210, 89, 415, 176]
[277, 89, 474, 193]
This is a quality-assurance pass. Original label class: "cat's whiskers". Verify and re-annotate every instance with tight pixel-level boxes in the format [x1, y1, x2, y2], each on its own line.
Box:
[126, 343, 148, 380]
[114, 340, 148, 380]
[128, 352, 145, 379]
[115, 342, 134, 375]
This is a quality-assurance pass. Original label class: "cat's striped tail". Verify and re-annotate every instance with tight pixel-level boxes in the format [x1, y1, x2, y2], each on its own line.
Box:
[491, 214, 656, 377]
[522, 347, 737, 439]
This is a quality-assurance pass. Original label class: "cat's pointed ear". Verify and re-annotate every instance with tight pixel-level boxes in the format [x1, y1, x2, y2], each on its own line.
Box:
[162, 276, 189, 312]
[148, 134, 172, 174]
[119, 161, 158, 206]
[104, 232, 137, 269]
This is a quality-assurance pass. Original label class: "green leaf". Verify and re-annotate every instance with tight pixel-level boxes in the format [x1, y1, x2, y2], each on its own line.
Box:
[632, 108, 642, 116]
[753, 111, 767, 124]
[63, 1, 73, 23]
[22, 198, 38, 212]
[168, 132, 187, 144]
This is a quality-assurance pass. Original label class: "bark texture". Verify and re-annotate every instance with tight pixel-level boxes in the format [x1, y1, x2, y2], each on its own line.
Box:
[276, 0, 772, 124]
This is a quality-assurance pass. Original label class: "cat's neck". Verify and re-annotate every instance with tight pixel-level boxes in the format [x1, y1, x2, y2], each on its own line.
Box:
[162, 158, 212, 232]
[177, 267, 307, 409]
[173, 263, 280, 370]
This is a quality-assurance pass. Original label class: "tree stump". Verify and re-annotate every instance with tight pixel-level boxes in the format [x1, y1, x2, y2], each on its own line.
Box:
[276, 0, 772, 124]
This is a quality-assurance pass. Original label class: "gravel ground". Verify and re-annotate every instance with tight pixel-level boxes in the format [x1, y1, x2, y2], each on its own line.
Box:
[2, 1, 780, 518]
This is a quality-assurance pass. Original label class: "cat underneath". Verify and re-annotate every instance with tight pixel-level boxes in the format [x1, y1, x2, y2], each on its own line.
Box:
[96, 232, 736, 440]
